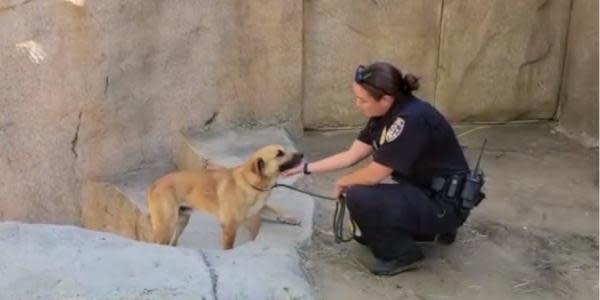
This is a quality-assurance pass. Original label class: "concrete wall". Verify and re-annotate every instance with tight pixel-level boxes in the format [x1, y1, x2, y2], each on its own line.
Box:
[0, 0, 302, 224]
[435, 0, 571, 122]
[303, 0, 442, 127]
[557, 0, 599, 147]
[303, 0, 575, 127]
[0, 0, 596, 224]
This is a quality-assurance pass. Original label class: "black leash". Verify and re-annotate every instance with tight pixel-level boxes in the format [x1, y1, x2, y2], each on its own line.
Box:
[332, 194, 356, 243]
[272, 183, 356, 243]
[272, 183, 336, 200]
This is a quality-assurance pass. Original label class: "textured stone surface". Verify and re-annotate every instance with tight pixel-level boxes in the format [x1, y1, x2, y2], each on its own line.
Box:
[558, 0, 599, 147]
[205, 243, 313, 300]
[303, 0, 442, 128]
[0, 0, 302, 224]
[0, 0, 82, 224]
[0, 222, 315, 300]
[0, 222, 214, 300]
[435, 0, 571, 121]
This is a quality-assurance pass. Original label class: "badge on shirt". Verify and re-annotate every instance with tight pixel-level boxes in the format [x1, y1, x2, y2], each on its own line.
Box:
[385, 117, 405, 143]
[379, 126, 387, 146]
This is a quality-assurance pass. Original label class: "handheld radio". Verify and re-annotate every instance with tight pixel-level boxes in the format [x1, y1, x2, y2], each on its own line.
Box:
[460, 139, 487, 210]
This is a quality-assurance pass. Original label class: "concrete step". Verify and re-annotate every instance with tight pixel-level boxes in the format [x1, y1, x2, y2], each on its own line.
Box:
[1, 222, 314, 300]
[82, 126, 313, 249]
[0, 222, 215, 300]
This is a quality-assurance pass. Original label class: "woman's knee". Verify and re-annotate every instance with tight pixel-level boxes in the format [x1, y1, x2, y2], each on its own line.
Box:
[345, 185, 374, 211]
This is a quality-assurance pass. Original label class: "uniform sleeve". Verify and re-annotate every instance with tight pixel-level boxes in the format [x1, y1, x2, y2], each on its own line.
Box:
[372, 116, 429, 175]
[356, 120, 373, 145]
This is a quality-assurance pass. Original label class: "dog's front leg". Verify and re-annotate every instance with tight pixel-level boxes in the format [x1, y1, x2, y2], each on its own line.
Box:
[244, 213, 262, 240]
[221, 220, 239, 250]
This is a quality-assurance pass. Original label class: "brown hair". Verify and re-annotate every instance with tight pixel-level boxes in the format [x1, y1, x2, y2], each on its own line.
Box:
[356, 62, 420, 101]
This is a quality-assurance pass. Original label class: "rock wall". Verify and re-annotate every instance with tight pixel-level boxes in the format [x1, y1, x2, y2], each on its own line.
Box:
[303, 0, 442, 127]
[557, 0, 599, 147]
[0, 0, 596, 224]
[0, 0, 302, 224]
[435, 0, 571, 122]
[303, 0, 583, 127]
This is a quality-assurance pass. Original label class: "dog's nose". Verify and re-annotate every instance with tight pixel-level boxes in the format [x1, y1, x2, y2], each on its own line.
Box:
[298, 153, 304, 159]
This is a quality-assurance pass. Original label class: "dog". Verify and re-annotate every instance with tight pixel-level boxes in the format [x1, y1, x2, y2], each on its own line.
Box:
[147, 144, 303, 249]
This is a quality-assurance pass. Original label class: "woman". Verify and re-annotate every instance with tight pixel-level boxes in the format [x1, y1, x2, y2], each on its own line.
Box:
[284, 62, 473, 276]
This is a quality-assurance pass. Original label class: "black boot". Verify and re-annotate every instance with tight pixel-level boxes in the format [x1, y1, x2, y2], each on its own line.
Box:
[353, 234, 369, 246]
[437, 229, 457, 245]
[370, 249, 424, 276]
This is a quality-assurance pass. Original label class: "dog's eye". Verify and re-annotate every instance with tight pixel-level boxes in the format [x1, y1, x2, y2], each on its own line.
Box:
[276, 150, 284, 157]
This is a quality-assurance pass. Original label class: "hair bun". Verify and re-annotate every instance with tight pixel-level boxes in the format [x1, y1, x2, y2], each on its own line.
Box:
[403, 73, 420, 93]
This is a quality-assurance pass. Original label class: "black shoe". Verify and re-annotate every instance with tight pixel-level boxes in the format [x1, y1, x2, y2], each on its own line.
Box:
[353, 234, 369, 246]
[437, 230, 457, 245]
[370, 251, 424, 276]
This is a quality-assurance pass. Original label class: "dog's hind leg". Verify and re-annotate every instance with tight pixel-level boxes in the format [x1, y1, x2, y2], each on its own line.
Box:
[243, 213, 262, 240]
[169, 207, 192, 246]
[148, 187, 178, 245]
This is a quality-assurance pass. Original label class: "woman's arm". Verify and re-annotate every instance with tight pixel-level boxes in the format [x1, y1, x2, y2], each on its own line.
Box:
[335, 161, 393, 196]
[306, 140, 373, 173]
[281, 140, 373, 176]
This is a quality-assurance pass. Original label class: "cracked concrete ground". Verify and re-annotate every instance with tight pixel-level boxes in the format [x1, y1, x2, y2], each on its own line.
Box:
[293, 122, 598, 300]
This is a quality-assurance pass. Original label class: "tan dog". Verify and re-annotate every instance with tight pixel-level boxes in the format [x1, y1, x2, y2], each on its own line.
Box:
[147, 145, 303, 249]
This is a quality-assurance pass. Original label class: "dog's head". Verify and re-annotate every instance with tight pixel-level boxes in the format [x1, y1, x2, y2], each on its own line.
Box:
[249, 144, 303, 178]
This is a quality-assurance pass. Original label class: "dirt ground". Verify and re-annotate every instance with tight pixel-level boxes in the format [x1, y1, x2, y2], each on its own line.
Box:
[293, 122, 598, 300]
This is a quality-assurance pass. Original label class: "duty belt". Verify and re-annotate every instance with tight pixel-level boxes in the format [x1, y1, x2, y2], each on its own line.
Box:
[429, 173, 469, 219]
[429, 170, 485, 221]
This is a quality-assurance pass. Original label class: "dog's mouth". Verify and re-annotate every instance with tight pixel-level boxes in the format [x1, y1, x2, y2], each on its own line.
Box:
[279, 153, 303, 172]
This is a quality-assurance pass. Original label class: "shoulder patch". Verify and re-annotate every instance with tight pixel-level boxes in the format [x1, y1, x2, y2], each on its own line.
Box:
[385, 117, 405, 142]
[379, 126, 387, 146]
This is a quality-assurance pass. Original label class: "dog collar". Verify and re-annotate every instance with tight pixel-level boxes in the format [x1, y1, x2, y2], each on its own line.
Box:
[249, 182, 272, 192]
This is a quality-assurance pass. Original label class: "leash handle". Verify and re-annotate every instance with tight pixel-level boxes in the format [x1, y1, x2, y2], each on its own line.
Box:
[334, 195, 356, 243]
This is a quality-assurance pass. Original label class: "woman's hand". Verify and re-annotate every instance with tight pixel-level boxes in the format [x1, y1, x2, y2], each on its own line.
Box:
[281, 163, 304, 177]
[334, 177, 349, 200]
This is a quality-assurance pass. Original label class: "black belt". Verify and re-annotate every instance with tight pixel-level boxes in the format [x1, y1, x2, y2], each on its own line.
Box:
[431, 174, 465, 198]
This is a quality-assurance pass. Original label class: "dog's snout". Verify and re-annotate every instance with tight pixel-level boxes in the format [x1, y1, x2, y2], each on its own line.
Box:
[279, 152, 304, 172]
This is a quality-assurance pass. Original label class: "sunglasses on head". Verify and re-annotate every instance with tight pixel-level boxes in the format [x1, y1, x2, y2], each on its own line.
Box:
[354, 65, 371, 83]
[354, 65, 391, 96]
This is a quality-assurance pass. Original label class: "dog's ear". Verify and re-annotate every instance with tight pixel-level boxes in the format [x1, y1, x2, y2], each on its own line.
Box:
[252, 157, 265, 176]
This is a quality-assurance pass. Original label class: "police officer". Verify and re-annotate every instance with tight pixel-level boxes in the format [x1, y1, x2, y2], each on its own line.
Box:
[283, 62, 473, 276]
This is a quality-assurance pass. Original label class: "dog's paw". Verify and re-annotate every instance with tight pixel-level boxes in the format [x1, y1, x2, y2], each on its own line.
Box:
[277, 216, 301, 226]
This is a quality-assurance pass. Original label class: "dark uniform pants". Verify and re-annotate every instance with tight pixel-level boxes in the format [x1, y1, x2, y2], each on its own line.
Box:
[345, 181, 462, 261]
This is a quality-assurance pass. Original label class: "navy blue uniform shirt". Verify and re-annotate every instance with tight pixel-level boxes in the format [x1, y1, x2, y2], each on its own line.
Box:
[357, 96, 469, 188]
